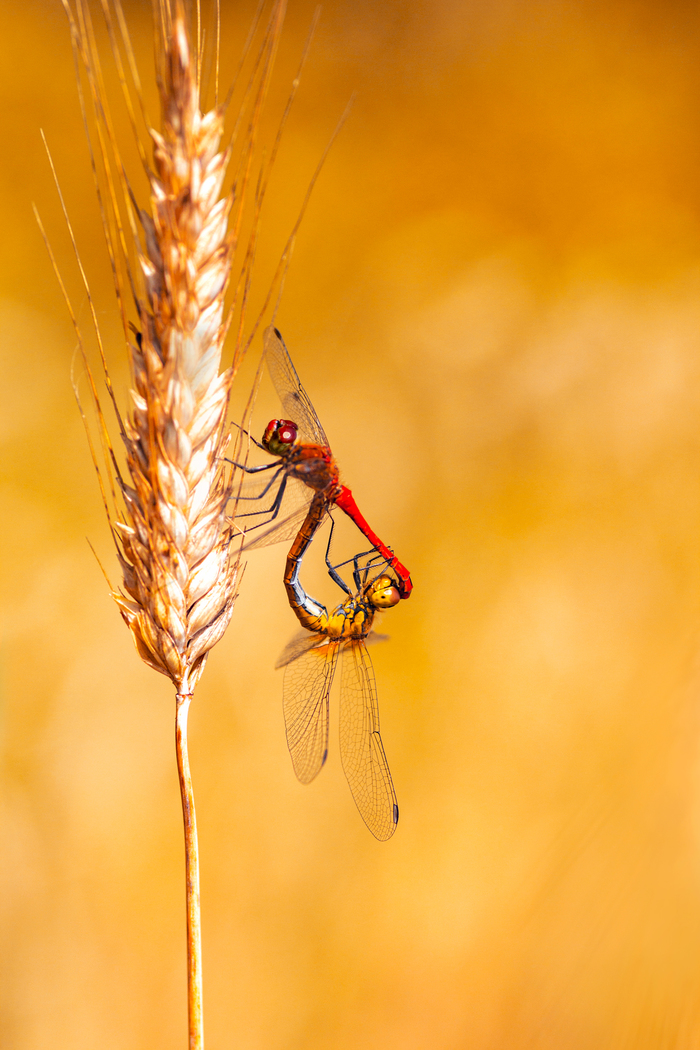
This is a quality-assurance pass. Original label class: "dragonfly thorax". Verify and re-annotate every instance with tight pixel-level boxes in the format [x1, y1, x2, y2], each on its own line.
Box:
[262, 418, 298, 456]
[327, 596, 373, 640]
[326, 577, 399, 639]
[287, 444, 340, 493]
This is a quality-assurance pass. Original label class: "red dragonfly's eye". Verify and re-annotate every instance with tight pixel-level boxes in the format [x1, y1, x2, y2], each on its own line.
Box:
[262, 418, 298, 454]
[277, 420, 297, 444]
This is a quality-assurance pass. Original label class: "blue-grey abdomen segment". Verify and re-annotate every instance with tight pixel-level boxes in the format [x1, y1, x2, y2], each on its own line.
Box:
[289, 557, 327, 619]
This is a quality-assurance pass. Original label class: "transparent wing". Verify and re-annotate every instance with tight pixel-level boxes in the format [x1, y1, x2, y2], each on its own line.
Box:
[283, 639, 340, 784]
[339, 642, 399, 840]
[242, 503, 312, 553]
[239, 476, 314, 551]
[230, 466, 285, 503]
[365, 631, 389, 647]
[276, 629, 328, 670]
[264, 326, 329, 447]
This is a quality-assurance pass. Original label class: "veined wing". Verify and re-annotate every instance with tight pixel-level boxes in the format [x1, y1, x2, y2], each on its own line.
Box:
[339, 641, 399, 840]
[230, 466, 285, 504]
[276, 629, 328, 670]
[241, 503, 312, 552]
[238, 476, 314, 551]
[264, 326, 329, 447]
[283, 638, 340, 784]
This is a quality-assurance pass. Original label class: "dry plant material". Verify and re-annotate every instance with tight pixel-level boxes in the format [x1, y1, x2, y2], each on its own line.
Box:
[41, 0, 293, 1045]
[110, 15, 238, 697]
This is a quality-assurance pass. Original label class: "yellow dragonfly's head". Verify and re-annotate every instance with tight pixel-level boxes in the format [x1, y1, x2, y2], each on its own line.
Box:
[365, 574, 401, 610]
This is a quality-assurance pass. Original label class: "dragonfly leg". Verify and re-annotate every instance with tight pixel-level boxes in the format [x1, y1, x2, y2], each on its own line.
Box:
[324, 518, 352, 596]
[232, 466, 285, 508]
[327, 546, 379, 573]
[239, 474, 289, 532]
[225, 459, 279, 473]
[353, 552, 367, 593]
[359, 550, 392, 586]
[354, 550, 394, 591]
[325, 542, 384, 595]
[230, 420, 267, 452]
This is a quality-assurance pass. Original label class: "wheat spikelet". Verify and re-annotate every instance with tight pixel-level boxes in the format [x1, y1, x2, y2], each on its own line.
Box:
[109, 7, 238, 694]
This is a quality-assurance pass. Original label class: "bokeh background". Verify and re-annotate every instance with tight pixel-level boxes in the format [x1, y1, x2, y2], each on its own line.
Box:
[3, 0, 700, 1046]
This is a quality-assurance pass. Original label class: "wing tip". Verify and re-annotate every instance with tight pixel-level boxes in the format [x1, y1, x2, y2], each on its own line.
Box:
[263, 324, 283, 346]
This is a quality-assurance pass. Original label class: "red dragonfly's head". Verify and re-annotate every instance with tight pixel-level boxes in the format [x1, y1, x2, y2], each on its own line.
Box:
[365, 575, 401, 610]
[262, 418, 298, 456]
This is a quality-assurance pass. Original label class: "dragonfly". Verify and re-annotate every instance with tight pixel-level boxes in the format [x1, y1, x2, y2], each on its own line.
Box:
[276, 513, 402, 840]
[232, 326, 412, 598]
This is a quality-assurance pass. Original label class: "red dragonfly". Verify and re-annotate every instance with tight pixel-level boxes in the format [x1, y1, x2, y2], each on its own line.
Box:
[233, 326, 412, 598]
[277, 496, 401, 839]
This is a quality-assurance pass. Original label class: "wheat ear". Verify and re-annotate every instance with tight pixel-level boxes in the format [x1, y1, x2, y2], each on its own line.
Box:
[111, 17, 238, 697]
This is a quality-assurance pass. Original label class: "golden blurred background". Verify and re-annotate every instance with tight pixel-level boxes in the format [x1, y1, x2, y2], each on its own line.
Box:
[3, 0, 700, 1045]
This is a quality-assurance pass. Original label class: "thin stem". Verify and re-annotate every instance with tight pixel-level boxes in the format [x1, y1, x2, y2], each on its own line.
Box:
[176, 692, 204, 1050]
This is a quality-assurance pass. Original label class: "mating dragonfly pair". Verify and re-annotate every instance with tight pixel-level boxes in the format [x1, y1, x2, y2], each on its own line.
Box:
[233, 327, 412, 840]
